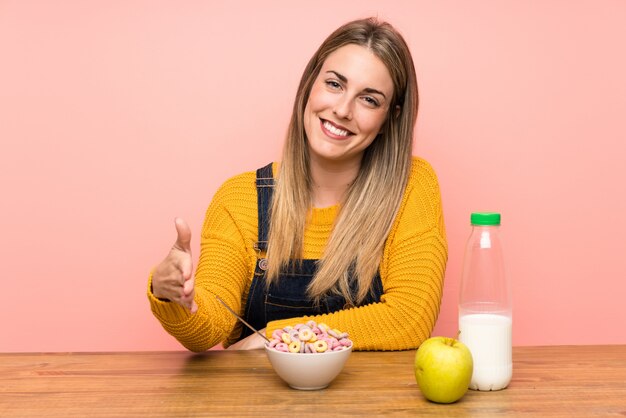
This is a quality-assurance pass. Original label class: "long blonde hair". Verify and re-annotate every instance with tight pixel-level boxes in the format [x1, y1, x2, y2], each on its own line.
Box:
[266, 17, 418, 305]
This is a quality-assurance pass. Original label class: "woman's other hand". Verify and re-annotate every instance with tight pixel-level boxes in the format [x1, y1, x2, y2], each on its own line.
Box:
[226, 329, 268, 350]
[151, 218, 198, 313]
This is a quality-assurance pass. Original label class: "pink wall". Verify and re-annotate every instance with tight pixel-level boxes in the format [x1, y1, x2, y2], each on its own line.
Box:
[1, 1, 625, 352]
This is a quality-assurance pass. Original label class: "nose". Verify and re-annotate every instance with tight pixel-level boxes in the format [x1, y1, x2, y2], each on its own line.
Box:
[332, 95, 353, 120]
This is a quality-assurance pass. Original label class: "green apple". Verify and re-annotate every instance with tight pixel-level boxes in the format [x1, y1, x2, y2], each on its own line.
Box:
[414, 336, 473, 404]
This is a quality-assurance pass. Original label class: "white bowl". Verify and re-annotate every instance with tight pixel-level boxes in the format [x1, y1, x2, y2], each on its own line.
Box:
[265, 345, 352, 390]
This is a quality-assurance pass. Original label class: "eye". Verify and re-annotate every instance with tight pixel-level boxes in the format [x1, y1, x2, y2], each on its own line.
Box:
[325, 80, 342, 90]
[361, 96, 381, 108]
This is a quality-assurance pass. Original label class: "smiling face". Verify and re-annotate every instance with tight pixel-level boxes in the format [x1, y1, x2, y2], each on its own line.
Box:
[303, 44, 395, 169]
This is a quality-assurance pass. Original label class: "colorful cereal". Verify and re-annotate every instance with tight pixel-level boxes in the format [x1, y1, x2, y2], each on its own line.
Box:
[266, 321, 352, 354]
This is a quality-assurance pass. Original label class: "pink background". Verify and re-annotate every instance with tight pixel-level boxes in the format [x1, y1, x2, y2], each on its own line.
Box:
[1, 1, 625, 352]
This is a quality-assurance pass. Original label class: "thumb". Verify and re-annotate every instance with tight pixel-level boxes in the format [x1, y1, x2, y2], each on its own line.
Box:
[173, 217, 192, 253]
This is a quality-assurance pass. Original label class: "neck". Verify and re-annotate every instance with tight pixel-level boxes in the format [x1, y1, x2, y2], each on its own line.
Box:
[309, 157, 361, 208]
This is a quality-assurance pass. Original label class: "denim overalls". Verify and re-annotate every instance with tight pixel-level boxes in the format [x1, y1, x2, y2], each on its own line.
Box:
[239, 163, 384, 340]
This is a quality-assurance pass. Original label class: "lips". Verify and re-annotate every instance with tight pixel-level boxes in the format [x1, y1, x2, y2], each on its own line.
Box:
[320, 119, 354, 139]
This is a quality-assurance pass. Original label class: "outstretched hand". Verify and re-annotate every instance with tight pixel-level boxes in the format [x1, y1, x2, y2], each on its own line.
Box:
[151, 218, 198, 313]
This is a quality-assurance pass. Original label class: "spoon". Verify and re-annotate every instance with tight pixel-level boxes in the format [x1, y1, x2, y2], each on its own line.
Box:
[215, 295, 271, 343]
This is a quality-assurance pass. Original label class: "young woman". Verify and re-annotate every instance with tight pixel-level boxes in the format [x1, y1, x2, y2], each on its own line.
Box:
[148, 17, 447, 351]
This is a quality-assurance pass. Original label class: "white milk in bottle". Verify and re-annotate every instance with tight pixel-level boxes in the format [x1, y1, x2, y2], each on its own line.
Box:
[459, 313, 512, 390]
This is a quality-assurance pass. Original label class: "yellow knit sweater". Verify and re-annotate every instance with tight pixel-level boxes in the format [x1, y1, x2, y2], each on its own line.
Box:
[148, 157, 447, 351]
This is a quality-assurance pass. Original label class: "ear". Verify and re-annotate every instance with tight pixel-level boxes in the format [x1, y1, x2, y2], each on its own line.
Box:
[394, 105, 401, 118]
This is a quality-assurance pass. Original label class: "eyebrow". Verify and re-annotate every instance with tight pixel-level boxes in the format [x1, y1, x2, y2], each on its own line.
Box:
[326, 70, 387, 99]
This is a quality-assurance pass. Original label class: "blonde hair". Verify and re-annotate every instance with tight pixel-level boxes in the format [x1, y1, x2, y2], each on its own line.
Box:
[266, 17, 418, 305]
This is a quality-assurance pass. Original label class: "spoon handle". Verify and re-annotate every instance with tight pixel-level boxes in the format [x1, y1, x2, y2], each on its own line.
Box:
[215, 295, 271, 343]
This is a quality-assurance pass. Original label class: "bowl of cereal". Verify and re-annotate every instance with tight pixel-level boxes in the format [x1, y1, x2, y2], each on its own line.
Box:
[264, 320, 353, 390]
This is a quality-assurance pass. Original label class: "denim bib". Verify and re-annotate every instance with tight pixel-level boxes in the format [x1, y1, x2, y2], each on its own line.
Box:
[239, 163, 383, 340]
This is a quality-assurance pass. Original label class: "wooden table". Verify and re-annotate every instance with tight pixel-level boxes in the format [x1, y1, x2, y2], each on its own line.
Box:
[1, 345, 625, 417]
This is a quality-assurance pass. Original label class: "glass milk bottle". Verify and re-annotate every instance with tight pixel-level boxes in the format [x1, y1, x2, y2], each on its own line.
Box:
[458, 212, 512, 391]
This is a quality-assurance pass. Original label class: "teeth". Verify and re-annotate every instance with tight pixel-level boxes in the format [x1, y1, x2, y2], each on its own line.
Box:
[323, 121, 349, 137]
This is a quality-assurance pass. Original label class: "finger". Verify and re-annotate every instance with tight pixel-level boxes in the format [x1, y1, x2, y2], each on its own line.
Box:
[176, 254, 193, 281]
[179, 291, 197, 313]
[182, 275, 195, 295]
[173, 217, 192, 253]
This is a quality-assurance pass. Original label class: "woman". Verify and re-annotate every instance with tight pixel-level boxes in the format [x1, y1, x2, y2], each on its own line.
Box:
[148, 17, 447, 351]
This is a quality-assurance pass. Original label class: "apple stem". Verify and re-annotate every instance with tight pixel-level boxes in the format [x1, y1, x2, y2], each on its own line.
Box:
[445, 331, 462, 346]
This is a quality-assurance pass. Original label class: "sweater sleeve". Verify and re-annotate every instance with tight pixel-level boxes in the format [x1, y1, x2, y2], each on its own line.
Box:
[147, 177, 254, 352]
[266, 158, 447, 351]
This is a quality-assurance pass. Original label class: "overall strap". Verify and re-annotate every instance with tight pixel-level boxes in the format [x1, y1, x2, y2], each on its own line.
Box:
[255, 163, 274, 252]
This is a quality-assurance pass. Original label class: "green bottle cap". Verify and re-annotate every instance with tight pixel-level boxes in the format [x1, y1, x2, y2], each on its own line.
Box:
[471, 212, 501, 226]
